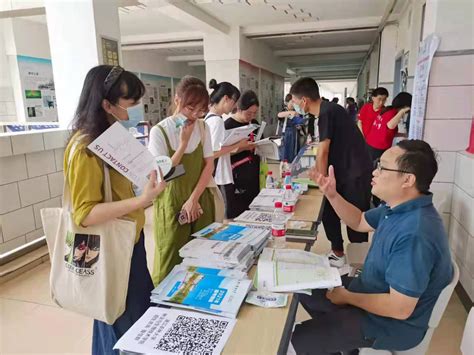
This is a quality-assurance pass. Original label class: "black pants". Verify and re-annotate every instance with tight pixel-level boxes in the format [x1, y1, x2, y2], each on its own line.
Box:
[323, 175, 371, 253]
[367, 145, 385, 207]
[292, 276, 374, 355]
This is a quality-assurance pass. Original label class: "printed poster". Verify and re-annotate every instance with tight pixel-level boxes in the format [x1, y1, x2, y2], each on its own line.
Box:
[141, 73, 173, 124]
[101, 37, 120, 66]
[17, 55, 57, 122]
[409, 34, 440, 139]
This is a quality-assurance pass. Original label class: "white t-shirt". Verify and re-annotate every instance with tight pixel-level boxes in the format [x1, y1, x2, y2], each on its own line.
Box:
[205, 113, 233, 186]
[148, 116, 214, 160]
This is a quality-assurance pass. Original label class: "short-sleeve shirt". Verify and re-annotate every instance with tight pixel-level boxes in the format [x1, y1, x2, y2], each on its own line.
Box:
[349, 194, 453, 350]
[148, 116, 213, 158]
[205, 113, 233, 186]
[358, 103, 383, 138]
[366, 108, 398, 150]
[318, 101, 372, 183]
[64, 133, 145, 243]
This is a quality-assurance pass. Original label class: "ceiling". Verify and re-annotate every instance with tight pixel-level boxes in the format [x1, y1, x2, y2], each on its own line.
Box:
[5, 0, 410, 81]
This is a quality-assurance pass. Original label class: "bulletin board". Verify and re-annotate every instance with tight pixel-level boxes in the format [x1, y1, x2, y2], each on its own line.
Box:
[239, 60, 259, 96]
[140, 73, 173, 124]
[17, 55, 57, 122]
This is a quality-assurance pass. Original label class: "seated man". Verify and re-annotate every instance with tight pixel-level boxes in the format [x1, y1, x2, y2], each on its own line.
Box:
[291, 139, 453, 354]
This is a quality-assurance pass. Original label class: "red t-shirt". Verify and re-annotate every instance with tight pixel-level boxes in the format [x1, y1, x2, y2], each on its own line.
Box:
[358, 103, 383, 138]
[366, 108, 399, 150]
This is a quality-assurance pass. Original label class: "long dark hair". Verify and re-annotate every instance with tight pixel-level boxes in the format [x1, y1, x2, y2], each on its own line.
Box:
[208, 79, 240, 105]
[381, 92, 412, 115]
[70, 65, 145, 144]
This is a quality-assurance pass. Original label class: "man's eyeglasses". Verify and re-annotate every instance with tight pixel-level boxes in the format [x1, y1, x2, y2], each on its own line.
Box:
[374, 158, 412, 174]
[104, 66, 124, 97]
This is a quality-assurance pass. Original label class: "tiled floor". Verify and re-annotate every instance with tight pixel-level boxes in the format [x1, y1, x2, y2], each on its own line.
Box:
[0, 209, 469, 354]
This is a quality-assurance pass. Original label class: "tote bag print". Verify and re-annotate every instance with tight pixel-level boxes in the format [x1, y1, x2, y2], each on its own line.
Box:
[64, 232, 101, 274]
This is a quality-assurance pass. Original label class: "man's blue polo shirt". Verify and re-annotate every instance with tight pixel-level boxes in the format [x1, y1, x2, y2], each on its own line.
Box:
[348, 194, 453, 350]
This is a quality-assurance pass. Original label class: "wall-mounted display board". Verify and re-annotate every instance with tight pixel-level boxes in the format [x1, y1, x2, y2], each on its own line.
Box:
[140, 73, 173, 125]
[101, 37, 120, 66]
[17, 55, 57, 122]
[239, 60, 259, 97]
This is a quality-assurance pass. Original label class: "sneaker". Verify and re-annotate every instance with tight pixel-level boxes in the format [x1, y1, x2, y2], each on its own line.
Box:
[327, 250, 346, 268]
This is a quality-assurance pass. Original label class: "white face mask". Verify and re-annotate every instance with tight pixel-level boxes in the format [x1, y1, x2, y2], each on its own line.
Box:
[293, 102, 306, 115]
[112, 103, 144, 130]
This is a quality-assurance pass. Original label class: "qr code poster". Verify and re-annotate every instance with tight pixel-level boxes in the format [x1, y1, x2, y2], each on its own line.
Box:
[114, 307, 236, 354]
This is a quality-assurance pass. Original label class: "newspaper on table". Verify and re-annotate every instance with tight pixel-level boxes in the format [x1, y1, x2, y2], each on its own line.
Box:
[114, 307, 236, 355]
[151, 264, 252, 319]
[181, 251, 255, 273]
[191, 222, 269, 252]
[223, 124, 259, 146]
[257, 248, 342, 292]
[179, 239, 252, 265]
[88, 122, 158, 188]
[249, 189, 298, 212]
[254, 137, 281, 160]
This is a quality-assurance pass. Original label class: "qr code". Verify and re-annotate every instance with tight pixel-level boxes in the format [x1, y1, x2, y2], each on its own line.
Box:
[254, 213, 272, 223]
[155, 315, 229, 354]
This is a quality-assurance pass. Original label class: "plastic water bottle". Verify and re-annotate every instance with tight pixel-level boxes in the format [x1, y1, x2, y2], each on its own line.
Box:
[283, 184, 296, 213]
[265, 171, 275, 189]
[283, 171, 292, 186]
[272, 201, 286, 249]
[280, 159, 289, 179]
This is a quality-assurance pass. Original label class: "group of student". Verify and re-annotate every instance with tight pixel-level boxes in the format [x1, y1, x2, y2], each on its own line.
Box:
[65, 65, 452, 355]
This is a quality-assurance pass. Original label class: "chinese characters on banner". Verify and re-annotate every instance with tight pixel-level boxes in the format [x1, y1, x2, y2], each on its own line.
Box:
[409, 34, 440, 139]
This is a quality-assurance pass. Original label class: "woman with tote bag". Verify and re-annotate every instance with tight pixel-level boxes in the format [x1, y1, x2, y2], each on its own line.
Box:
[59, 65, 166, 354]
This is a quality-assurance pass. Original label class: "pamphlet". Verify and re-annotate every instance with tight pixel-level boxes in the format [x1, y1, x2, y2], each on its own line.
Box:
[257, 248, 342, 292]
[254, 137, 281, 160]
[151, 265, 252, 318]
[223, 124, 259, 146]
[234, 210, 292, 226]
[114, 307, 236, 355]
[88, 122, 157, 188]
[245, 291, 288, 308]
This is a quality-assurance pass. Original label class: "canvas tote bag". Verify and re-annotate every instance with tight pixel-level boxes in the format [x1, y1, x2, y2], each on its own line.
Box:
[40, 138, 136, 324]
[197, 119, 225, 223]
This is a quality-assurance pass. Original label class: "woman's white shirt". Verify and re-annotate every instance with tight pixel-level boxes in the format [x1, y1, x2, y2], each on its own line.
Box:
[205, 113, 234, 185]
[148, 116, 213, 159]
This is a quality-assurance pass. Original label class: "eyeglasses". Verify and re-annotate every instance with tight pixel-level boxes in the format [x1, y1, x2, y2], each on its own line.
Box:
[374, 159, 412, 174]
[104, 66, 124, 97]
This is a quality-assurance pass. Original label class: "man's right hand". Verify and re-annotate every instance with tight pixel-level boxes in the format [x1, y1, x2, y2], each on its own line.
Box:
[309, 165, 338, 199]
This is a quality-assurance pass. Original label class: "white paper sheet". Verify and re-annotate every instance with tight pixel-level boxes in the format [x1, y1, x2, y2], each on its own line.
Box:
[254, 138, 281, 160]
[114, 307, 236, 355]
[223, 124, 258, 146]
[88, 122, 158, 188]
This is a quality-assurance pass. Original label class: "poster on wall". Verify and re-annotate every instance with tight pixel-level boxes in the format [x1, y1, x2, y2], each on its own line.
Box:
[101, 37, 120, 66]
[239, 60, 259, 97]
[409, 34, 440, 139]
[140, 73, 173, 124]
[17, 55, 57, 122]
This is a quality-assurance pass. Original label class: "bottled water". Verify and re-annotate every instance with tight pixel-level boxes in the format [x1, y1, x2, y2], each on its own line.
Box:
[283, 184, 296, 213]
[265, 171, 275, 189]
[271, 201, 286, 249]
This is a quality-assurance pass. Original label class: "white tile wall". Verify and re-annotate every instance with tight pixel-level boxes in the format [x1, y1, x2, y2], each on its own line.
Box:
[455, 152, 474, 197]
[451, 185, 474, 237]
[11, 132, 45, 155]
[43, 130, 69, 150]
[441, 212, 451, 234]
[425, 85, 474, 120]
[48, 172, 64, 198]
[0, 206, 35, 241]
[0, 102, 7, 115]
[455, 254, 474, 301]
[430, 55, 474, 86]
[449, 217, 470, 270]
[26, 150, 56, 178]
[434, 151, 456, 183]
[424, 119, 472, 152]
[0, 182, 20, 214]
[18, 176, 50, 207]
[26, 228, 44, 243]
[431, 182, 453, 214]
[0, 136, 12, 157]
[33, 197, 61, 229]
[0, 235, 26, 255]
[54, 148, 65, 171]
[0, 155, 27, 185]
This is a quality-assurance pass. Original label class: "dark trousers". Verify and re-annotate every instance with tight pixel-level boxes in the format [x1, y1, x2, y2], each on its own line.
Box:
[367, 145, 385, 207]
[92, 232, 153, 355]
[292, 276, 374, 355]
[323, 175, 371, 253]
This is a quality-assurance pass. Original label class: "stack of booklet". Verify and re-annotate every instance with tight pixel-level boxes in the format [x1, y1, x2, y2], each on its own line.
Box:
[151, 264, 252, 319]
[180, 238, 255, 272]
[249, 188, 298, 212]
[191, 222, 270, 255]
[256, 248, 342, 293]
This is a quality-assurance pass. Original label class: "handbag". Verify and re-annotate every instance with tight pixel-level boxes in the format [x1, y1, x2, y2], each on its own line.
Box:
[197, 119, 225, 223]
[40, 137, 136, 324]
